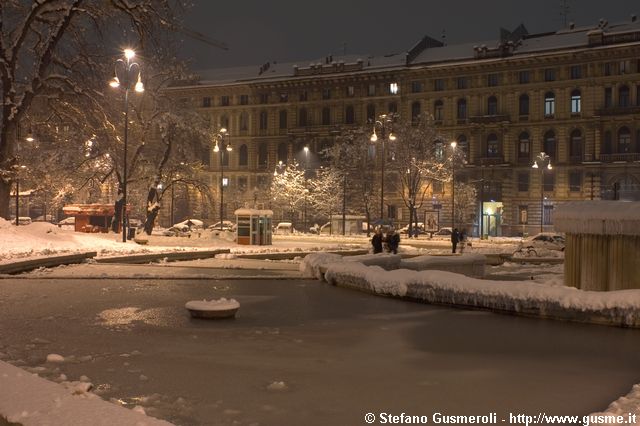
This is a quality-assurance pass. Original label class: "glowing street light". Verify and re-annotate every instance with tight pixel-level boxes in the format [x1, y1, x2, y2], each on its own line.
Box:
[370, 114, 396, 221]
[532, 152, 552, 233]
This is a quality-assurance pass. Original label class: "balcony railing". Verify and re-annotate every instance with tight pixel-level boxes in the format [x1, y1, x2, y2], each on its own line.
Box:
[595, 106, 640, 116]
[478, 156, 505, 166]
[469, 114, 510, 124]
[600, 153, 640, 162]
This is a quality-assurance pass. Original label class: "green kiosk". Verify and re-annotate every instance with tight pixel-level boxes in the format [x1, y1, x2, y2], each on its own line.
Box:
[234, 208, 273, 245]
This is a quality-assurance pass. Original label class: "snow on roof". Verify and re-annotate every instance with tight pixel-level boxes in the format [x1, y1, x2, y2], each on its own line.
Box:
[555, 201, 640, 236]
[234, 208, 273, 217]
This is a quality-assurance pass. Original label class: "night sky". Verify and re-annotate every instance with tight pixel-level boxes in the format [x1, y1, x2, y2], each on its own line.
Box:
[180, 0, 636, 71]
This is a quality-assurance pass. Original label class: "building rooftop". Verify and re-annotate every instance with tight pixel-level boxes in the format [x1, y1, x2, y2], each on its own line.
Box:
[178, 16, 640, 87]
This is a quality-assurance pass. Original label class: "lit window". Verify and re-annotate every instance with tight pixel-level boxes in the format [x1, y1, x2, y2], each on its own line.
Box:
[389, 82, 399, 94]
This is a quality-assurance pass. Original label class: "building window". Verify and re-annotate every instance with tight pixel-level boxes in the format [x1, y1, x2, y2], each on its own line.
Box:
[389, 82, 399, 94]
[457, 77, 468, 89]
[298, 108, 308, 126]
[322, 88, 331, 100]
[543, 205, 554, 225]
[221, 96, 230, 106]
[434, 100, 444, 121]
[570, 129, 583, 160]
[257, 175, 268, 188]
[433, 181, 444, 194]
[202, 97, 211, 107]
[322, 107, 331, 125]
[411, 101, 421, 124]
[516, 94, 529, 117]
[240, 95, 249, 105]
[569, 171, 582, 192]
[619, 60, 631, 74]
[220, 115, 229, 129]
[618, 127, 631, 153]
[602, 131, 612, 155]
[434, 140, 444, 161]
[240, 112, 249, 131]
[544, 92, 555, 117]
[619, 85, 630, 107]
[238, 176, 248, 192]
[346, 86, 355, 97]
[518, 132, 530, 161]
[259, 111, 268, 130]
[434, 79, 445, 91]
[487, 73, 499, 87]
[259, 93, 269, 104]
[388, 102, 397, 114]
[517, 172, 530, 192]
[457, 134, 468, 159]
[279, 110, 287, 129]
[258, 143, 268, 168]
[368, 84, 376, 96]
[487, 96, 498, 115]
[519, 70, 530, 84]
[544, 69, 555, 82]
[345, 106, 355, 124]
[486, 134, 499, 157]
[543, 130, 556, 160]
[279, 93, 288, 102]
[604, 87, 613, 108]
[299, 90, 308, 102]
[277, 142, 288, 163]
[239, 144, 248, 167]
[411, 81, 423, 93]
[604, 62, 612, 76]
[366, 104, 376, 122]
[571, 89, 581, 114]
[543, 172, 555, 193]
[570, 65, 582, 79]
[518, 205, 529, 225]
[457, 99, 467, 119]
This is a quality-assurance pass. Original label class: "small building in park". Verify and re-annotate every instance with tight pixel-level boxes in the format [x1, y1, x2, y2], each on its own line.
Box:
[329, 214, 366, 235]
[234, 208, 273, 245]
[555, 201, 640, 291]
[62, 203, 129, 233]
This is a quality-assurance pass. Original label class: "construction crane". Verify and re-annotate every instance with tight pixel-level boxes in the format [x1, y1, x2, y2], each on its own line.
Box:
[161, 20, 229, 51]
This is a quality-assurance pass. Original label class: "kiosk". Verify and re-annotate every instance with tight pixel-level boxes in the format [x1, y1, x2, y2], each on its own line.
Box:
[62, 203, 130, 233]
[234, 208, 273, 245]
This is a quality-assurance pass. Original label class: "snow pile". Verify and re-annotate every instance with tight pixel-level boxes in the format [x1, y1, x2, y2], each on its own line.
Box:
[184, 298, 240, 311]
[555, 201, 640, 236]
[342, 253, 402, 269]
[322, 262, 640, 327]
[300, 253, 344, 279]
[0, 360, 173, 425]
[590, 384, 640, 425]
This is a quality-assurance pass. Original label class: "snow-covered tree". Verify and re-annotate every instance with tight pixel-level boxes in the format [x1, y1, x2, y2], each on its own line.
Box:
[308, 166, 343, 234]
[270, 161, 307, 225]
[0, 0, 185, 219]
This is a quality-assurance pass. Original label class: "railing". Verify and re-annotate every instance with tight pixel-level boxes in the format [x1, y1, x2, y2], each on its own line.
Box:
[469, 114, 510, 124]
[478, 156, 505, 166]
[595, 106, 640, 116]
[600, 153, 640, 162]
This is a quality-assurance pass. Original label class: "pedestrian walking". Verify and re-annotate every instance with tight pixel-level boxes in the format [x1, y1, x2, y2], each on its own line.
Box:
[451, 228, 460, 253]
[371, 228, 384, 254]
[386, 228, 400, 254]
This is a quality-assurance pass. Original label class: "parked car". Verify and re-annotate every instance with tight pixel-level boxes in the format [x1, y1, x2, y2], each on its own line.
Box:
[273, 222, 294, 234]
[208, 220, 235, 231]
[433, 227, 453, 236]
[173, 219, 204, 230]
[57, 217, 75, 227]
[12, 216, 32, 225]
[399, 222, 425, 235]
[521, 233, 565, 252]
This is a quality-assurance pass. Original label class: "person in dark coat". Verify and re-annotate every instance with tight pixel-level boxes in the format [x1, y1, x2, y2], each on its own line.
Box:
[451, 228, 460, 253]
[386, 228, 400, 254]
[371, 228, 384, 254]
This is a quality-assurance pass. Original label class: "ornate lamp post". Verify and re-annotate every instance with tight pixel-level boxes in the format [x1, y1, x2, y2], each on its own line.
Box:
[109, 48, 143, 242]
[532, 152, 552, 233]
[450, 140, 457, 230]
[213, 128, 231, 230]
[303, 146, 309, 232]
[370, 114, 396, 221]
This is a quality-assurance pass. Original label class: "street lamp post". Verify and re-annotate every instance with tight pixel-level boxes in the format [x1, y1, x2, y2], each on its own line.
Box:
[13, 163, 26, 226]
[370, 114, 396, 222]
[450, 141, 457, 230]
[303, 146, 309, 233]
[213, 128, 231, 231]
[532, 152, 552, 233]
[110, 48, 144, 242]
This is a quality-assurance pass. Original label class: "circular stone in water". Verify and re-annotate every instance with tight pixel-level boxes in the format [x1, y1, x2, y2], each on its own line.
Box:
[185, 298, 240, 319]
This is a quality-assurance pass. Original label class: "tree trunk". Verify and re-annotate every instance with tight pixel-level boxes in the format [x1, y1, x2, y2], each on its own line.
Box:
[143, 183, 160, 235]
[0, 120, 16, 219]
[0, 180, 10, 220]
